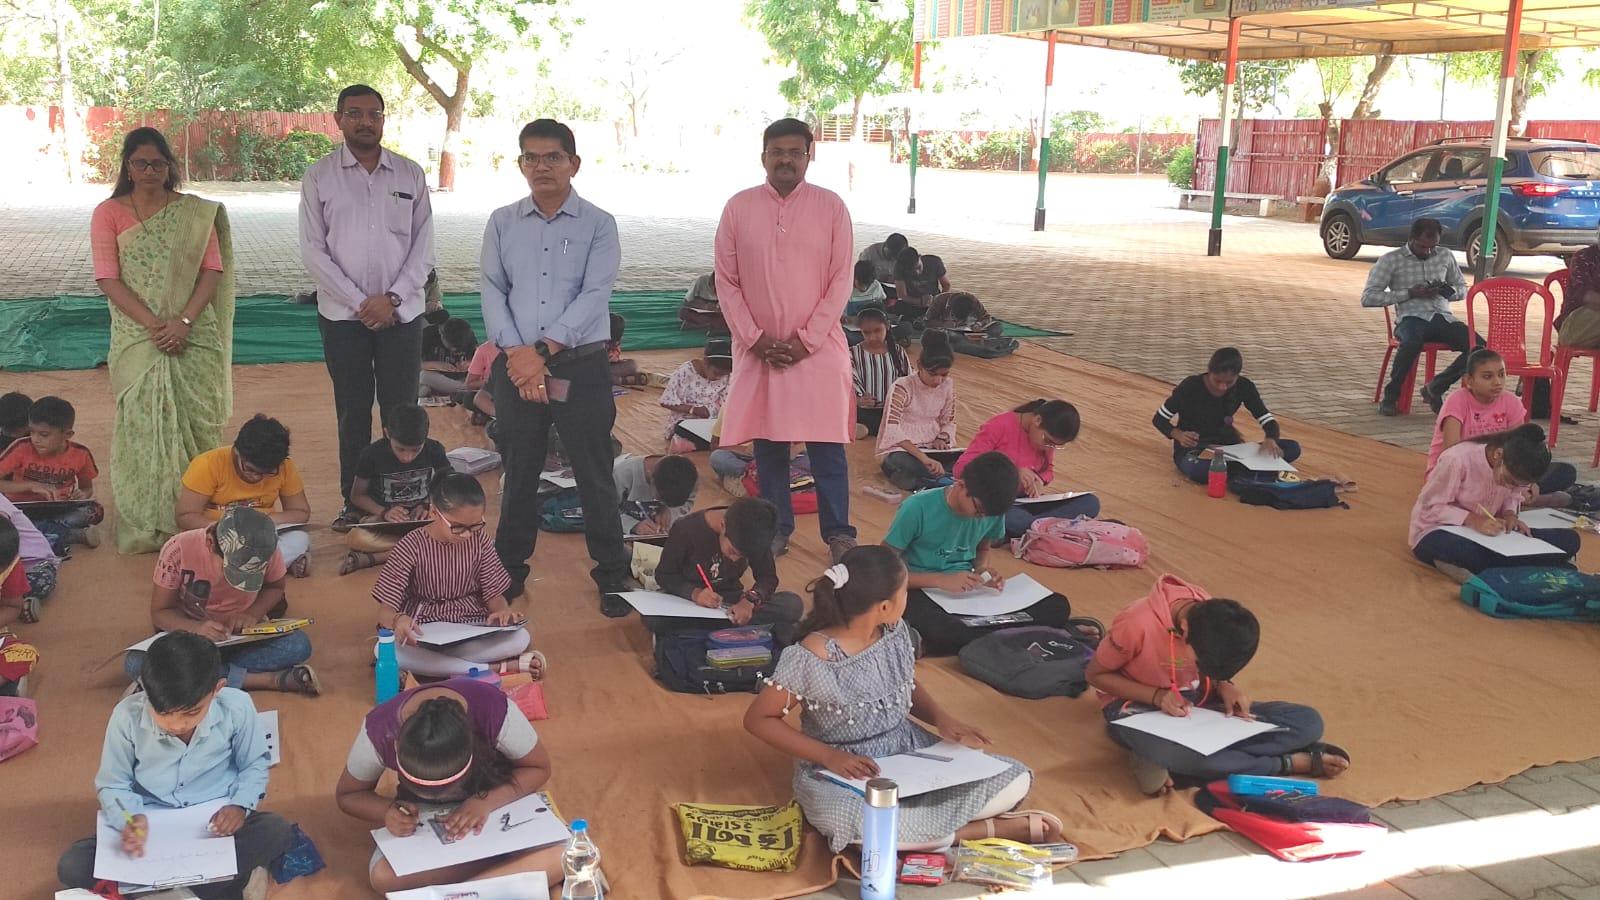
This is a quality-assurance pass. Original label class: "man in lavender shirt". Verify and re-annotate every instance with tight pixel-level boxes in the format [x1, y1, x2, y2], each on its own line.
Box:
[299, 84, 434, 527]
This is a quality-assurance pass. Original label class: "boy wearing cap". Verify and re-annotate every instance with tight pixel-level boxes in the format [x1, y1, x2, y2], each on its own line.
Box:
[125, 506, 319, 696]
[662, 337, 734, 452]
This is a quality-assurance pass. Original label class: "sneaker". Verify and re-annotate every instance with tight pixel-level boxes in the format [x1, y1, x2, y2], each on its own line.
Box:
[1420, 384, 1443, 414]
[771, 532, 791, 558]
[827, 534, 858, 564]
[1377, 400, 1400, 416]
[331, 507, 360, 533]
[243, 865, 271, 900]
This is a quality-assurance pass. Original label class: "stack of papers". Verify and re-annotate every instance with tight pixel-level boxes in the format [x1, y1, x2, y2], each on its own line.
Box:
[372, 792, 568, 877]
[615, 590, 729, 620]
[1216, 443, 1298, 473]
[675, 418, 716, 444]
[447, 447, 501, 475]
[922, 573, 1052, 616]
[819, 741, 1012, 798]
[93, 799, 236, 892]
[414, 621, 526, 647]
[1111, 707, 1285, 755]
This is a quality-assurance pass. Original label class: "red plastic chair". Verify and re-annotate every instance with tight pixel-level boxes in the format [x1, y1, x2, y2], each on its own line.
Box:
[1464, 276, 1562, 447]
[1374, 306, 1451, 414]
[1546, 268, 1600, 451]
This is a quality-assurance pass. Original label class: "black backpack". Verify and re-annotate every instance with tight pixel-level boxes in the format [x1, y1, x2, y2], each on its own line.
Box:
[957, 618, 1105, 699]
[1230, 476, 1346, 510]
[653, 630, 776, 695]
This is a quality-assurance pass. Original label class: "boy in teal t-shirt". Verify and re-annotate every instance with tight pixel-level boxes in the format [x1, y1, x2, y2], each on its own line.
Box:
[885, 451, 1071, 655]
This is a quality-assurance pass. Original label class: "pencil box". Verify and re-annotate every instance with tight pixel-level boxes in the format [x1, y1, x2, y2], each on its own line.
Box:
[708, 626, 773, 651]
[706, 647, 772, 669]
[1227, 775, 1318, 798]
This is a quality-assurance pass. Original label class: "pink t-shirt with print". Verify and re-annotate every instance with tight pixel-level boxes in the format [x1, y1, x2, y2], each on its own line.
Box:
[1426, 388, 1527, 475]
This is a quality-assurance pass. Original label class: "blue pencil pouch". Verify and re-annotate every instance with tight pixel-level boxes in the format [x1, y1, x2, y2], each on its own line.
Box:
[709, 626, 773, 650]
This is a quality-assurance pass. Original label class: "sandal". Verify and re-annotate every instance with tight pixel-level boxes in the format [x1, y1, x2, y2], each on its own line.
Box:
[276, 664, 321, 696]
[340, 551, 380, 576]
[995, 809, 1063, 844]
[1308, 742, 1351, 778]
[288, 555, 311, 579]
[497, 651, 547, 681]
[19, 596, 39, 625]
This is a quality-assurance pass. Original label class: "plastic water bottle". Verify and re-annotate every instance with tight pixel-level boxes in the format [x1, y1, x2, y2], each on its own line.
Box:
[466, 666, 501, 686]
[860, 779, 899, 899]
[1206, 452, 1228, 499]
[561, 819, 603, 900]
[375, 627, 400, 704]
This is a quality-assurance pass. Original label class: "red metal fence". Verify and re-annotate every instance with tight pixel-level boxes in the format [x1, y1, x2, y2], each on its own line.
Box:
[1333, 119, 1490, 188]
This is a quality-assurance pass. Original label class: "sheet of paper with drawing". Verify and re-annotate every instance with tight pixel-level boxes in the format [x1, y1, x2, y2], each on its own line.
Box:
[125, 631, 274, 654]
[93, 798, 237, 892]
[676, 418, 715, 444]
[1015, 491, 1093, 506]
[372, 792, 569, 878]
[414, 621, 526, 646]
[819, 741, 1012, 798]
[1111, 707, 1285, 756]
[386, 872, 551, 900]
[922, 573, 1051, 616]
[616, 590, 729, 620]
[1215, 443, 1298, 473]
[1438, 525, 1564, 557]
[1515, 508, 1579, 530]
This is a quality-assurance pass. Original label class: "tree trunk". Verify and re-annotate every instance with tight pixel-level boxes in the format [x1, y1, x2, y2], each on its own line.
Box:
[1350, 52, 1394, 120]
[850, 93, 865, 142]
[53, 0, 82, 183]
[1509, 49, 1544, 135]
[437, 67, 469, 192]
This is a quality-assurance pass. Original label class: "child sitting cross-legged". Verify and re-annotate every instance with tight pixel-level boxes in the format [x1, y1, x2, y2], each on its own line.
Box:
[647, 496, 802, 641]
[341, 403, 453, 575]
[1427, 349, 1575, 507]
[661, 337, 733, 453]
[1154, 347, 1301, 485]
[851, 307, 911, 440]
[0, 395, 105, 550]
[375, 473, 543, 679]
[888, 451, 1072, 656]
[1086, 574, 1350, 796]
[744, 546, 1062, 853]
[877, 332, 956, 492]
[57, 631, 297, 899]
[847, 259, 887, 317]
[0, 493, 60, 624]
[956, 399, 1099, 539]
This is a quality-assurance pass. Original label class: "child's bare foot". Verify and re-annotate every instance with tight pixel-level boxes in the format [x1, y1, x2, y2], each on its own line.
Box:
[496, 651, 546, 680]
[1288, 743, 1351, 779]
[1129, 752, 1173, 795]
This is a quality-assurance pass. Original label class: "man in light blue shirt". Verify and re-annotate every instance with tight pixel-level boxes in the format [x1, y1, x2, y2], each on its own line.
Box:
[481, 119, 630, 614]
[57, 632, 294, 898]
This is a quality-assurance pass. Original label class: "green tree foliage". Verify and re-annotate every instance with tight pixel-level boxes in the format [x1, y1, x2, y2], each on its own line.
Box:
[745, 0, 915, 139]
[1169, 58, 1299, 113]
[1051, 110, 1108, 135]
[1448, 49, 1561, 129]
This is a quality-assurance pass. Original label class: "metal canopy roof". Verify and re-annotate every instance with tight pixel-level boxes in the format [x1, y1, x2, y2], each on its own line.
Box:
[912, 0, 1600, 60]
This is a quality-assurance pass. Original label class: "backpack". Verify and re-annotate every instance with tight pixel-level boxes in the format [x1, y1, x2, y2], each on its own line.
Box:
[957, 619, 1105, 699]
[1196, 781, 1384, 862]
[1460, 566, 1600, 621]
[1230, 476, 1346, 510]
[539, 488, 585, 533]
[741, 455, 818, 516]
[653, 630, 775, 695]
[1012, 517, 1148, 569]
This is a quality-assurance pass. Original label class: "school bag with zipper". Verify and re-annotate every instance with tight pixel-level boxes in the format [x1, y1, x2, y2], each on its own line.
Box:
[654, 630, 776, 695]
[1228, 474, 1346, 510]
[957, 618, 1105, 699]
[1195, 780, 1384, 862]
[1459, 566, 1600, 621]
[538, 487, 584, 533]
[1012, 517, 1148, 568]
[741, 454, 818, 516]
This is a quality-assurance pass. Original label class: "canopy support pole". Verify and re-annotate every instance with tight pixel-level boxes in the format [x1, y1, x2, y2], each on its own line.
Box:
[1476, 0, 1524, 280]
[908, 41, 923, 214]
[1034, 30, 1056, 232]
[1208, 16, 1242, 257]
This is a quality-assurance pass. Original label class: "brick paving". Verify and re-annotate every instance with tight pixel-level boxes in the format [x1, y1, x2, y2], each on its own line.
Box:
[4, 170, 1598, 898]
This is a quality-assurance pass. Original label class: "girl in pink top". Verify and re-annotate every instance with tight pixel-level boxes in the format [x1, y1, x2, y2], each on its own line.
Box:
[1426, 349, 1576, 505]
[954, 398, 1099, 538]
[1410, 423, 1579, 578]
[876, 334, 957, 491]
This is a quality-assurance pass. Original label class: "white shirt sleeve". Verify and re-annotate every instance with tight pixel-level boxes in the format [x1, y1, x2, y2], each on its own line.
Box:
[344, 729, 387, 783]
[495, 702, 539, 760]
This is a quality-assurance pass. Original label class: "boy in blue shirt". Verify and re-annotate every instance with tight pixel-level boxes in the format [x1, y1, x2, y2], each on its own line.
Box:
[57, 631, 294, 899]
[885, 450, 1072, 655]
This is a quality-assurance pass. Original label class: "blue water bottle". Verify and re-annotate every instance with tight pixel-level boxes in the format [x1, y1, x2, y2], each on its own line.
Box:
[860, 778, 899, 899]
[375, 627, 400, 704]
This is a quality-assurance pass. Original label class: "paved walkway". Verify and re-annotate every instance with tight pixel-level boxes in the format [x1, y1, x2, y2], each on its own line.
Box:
[4, 170, 1599, 899]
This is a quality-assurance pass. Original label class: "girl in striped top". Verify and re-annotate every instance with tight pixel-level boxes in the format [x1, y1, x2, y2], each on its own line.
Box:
[374, 474, 543, 679]
[850, 307, 910, 439]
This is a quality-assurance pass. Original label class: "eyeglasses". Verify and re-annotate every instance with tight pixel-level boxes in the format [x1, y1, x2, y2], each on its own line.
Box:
[518, 152, 571, 169]
[236, 457, 280, 479]
[764, 148, 809, 162]
[340, 109, 385, 122]
[129, 159, 170, 173]
[440, 515, 487, 536]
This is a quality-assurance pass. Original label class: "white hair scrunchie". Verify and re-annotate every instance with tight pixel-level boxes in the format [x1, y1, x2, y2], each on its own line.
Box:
[824, 564, 850, 589]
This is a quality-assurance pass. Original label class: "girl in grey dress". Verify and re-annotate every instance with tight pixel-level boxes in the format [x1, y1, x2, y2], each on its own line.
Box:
[744, 546, 1061, 852]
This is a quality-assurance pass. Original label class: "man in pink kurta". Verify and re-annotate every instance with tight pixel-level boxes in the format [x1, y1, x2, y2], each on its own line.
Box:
[715, 119, 858, 561]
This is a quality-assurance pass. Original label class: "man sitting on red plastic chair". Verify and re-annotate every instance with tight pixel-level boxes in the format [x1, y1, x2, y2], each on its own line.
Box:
[1554, 226, 1600, 348]
[1362, 218, 1483, 416]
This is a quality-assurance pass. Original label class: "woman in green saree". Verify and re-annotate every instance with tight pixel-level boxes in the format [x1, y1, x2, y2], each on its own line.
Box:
[90, 127, 235, 553]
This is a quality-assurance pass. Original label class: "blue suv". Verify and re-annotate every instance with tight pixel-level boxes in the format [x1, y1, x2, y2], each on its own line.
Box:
[1320, 137, 1600, 275]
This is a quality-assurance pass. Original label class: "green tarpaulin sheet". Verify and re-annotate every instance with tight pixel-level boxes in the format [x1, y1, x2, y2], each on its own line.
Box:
[0, 292, 1065, 372]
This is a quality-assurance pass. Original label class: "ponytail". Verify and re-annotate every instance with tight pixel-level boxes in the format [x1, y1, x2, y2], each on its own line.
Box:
[1471, 423, 1551, 483]
[799, 546, 907, 636]
[397, 696, 514, 799]
[919, 330, 954, 371]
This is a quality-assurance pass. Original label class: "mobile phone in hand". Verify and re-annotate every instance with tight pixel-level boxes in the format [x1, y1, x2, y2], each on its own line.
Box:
[543, 376, 572, 403]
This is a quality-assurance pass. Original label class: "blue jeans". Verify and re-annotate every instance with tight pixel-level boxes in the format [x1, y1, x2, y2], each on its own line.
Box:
[710, 449, 752, 479]
[1386, 314, 1483, 404]
[753, 440, 856, 542]
[1003, 494, 1101, 539]
[124, 630, 312, 689]
[1105, 698, 1325, 779]
[1413, 526, 1581, 574]
[1173, 439, 1304, 484]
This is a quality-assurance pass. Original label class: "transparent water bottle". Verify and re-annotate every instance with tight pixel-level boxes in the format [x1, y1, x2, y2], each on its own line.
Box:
[561, 819, 603, 900]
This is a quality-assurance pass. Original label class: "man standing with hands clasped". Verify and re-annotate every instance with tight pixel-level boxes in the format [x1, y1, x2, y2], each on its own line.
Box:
[481, 119, 631, 614]
[299, 84, 434, 528]
[715, 119, 859, 561]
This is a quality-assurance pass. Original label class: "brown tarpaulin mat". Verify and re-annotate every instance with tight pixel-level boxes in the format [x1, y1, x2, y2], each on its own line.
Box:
[5, 343, 1599, 899]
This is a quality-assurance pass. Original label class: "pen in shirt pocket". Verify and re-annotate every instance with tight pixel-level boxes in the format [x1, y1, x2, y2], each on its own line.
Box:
[391, 191, 413, 200]
[562, 238, 569, 254]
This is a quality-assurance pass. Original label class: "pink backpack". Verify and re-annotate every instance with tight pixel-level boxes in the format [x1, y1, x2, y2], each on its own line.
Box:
[1013, 517, 1149, 569]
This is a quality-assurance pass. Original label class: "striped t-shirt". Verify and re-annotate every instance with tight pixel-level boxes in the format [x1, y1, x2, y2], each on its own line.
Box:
[851, 342, 910, 404]
[372, 528, 512, 625]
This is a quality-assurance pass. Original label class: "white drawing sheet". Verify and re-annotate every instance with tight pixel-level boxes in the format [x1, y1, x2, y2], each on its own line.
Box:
[259, 710, 280, 767]
[539, 470, 577, 490]
[616, 590, 729, 620]
[819, 741, 1012, 798]
[93, 799, 237, 891]
[372, 792, 569, 878]
[125, 632, 269, 654]
[1111, 707, 1284, 756]
[922, 573, 1052, 616]
[1438, 525, 1564, 557]
[414, 621, 526, 647]
[1015, 491, 1093, 506]
[676, 418, 716, 444]
[387, 872, 551, 900]
[1215, 443, 1298, 473]
[1516, 508, 1579, 530]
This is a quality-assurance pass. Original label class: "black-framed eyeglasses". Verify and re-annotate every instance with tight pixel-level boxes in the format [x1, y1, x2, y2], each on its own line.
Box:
[441, 515, 487, 536]
[236, 456, 281, 479]
[518, 151, 570, 169]
[129, 159, 170, 172]
[340, 109, 386, 122]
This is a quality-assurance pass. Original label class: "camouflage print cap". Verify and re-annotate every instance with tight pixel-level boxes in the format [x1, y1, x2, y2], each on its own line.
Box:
[215, 506, 279, 593]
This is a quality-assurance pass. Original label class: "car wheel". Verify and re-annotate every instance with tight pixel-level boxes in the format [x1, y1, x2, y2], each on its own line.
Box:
[1464, 225, 1513, 276]
[1321, 213, 1361, 260]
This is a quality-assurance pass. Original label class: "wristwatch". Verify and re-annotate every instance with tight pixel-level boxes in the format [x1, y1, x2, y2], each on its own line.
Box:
[533, 340, 553, 360]
[385, 291, 402, 308]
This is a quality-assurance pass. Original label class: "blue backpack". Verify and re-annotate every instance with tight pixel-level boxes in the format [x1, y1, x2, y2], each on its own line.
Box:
[1460, 566, 1600, 621]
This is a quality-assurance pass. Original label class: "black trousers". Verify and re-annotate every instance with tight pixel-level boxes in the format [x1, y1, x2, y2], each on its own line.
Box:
[491, 349, 629, 592]
[58, 810, 294, 899]
[902, 588, 1072, 656]
[318, 315, 424, 501]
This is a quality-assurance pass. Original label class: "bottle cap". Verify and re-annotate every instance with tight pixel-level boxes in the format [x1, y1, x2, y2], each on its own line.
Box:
[468, 667, 483, 677]
[572, 818, 588, 832]
[377, 627, 394, 638]
[865, 778, 898, 808]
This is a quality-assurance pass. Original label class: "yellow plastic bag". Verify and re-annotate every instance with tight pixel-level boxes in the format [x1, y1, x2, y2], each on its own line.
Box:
[675, 800, 804, 872]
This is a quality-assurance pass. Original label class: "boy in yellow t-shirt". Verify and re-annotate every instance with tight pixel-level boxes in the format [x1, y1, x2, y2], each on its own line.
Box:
[176, 415, 313, 574]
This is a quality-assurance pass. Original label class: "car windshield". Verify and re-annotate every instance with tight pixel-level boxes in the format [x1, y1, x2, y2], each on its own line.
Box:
[1529, 148, 1600, 181]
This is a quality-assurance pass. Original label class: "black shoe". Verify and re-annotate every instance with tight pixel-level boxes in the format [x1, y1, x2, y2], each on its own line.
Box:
[1378, 400, 1400, 416]
[600, 592, 631, 618]
[1419, 384, 1444, 414]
